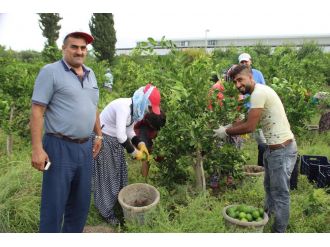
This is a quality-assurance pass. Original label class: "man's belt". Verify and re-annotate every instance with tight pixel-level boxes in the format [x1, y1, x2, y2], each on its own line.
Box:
[47, 133, 89, 144]
[268, 139, 293, 151]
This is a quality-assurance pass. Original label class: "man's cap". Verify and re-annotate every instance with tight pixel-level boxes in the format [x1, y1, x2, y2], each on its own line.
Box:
[143, 83, 161, 115]
[238, 53, 251, 63]
[64, 31, 94, 44]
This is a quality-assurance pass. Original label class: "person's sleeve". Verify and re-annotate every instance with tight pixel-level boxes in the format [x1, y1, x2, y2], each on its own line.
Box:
[259, 72, 266, 84]
[126, 123, 136, 140]
[250, 89, 266, 109]
[115, 105, 131, 144]
[31, 66, 54, 106]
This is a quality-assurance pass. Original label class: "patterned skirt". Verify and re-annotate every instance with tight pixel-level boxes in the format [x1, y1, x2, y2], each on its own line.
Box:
[92, 134, 128, 219]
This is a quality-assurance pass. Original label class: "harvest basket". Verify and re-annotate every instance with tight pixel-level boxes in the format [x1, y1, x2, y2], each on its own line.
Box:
[243, 165, 264, 176]
[118, 183, 160, 224]
[222, 205, 269, 233]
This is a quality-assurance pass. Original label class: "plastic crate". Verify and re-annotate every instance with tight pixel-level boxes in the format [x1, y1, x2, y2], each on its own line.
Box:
[317, 166, 330, 188]
[300, 155, 330, 182]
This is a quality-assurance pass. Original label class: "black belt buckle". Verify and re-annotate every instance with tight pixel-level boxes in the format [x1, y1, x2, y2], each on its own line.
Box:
[70, 137, 89, 144]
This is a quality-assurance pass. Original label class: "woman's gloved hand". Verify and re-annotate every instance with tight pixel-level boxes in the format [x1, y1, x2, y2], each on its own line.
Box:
[131, 149, 145, 160]
[137, 142, 150, 161]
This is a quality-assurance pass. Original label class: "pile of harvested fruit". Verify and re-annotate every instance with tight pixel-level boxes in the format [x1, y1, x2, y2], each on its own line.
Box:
[226, 204, 265, 222]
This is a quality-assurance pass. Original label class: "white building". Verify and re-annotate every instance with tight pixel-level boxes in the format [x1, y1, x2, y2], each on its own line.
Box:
[116, 34, 330, 55]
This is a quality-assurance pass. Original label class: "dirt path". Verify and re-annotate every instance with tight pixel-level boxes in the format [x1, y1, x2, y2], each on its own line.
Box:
[83, 225, 115, 233]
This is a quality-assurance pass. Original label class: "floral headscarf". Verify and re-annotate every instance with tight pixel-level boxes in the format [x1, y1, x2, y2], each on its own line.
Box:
[132, 85, 154, 122]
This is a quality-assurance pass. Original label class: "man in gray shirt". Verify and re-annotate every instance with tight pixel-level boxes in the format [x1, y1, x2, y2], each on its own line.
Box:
[30, 31, 102, 233]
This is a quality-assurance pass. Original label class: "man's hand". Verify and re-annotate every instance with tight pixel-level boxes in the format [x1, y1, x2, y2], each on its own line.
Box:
[213, 125, 228, 140]
[137, 142, 150, 161]
[93, 137, 102, 158]
[31, 147, 49, 172]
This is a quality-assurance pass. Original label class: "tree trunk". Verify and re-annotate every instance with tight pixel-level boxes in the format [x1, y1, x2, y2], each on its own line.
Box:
[193, 150, 206, 192]
[6, 106, 14, 155]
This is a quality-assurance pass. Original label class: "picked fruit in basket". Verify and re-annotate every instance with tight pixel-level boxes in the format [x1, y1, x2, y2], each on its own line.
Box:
[226, 204, 265, 222]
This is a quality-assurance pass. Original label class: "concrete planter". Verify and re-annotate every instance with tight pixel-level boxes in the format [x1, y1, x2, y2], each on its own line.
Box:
[243, 165, 265, 176]
[118, 183, 160, 224]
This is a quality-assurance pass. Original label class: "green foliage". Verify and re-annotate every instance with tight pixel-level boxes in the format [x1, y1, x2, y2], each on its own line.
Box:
[38, 13, 62, 62]
[109, 40, 249, 189]
[16, 50, 42, 63]
[38, 13, 62, 47]
[270, 77, 318, 136]
[204, 144, 248, 179]
[298, 130, 330, 158]
[124, 187, 228, 233]
[89, 13, 117, 64]
[124, 170, 330, 233]
[0, 151, 42, 232]
[211, 47, 238, 69]
[287, 176, 330, 232]
[0, 54, 43, 140]
[1, 129, 330, 232]
[1, 39, 330, 233]
[41, 45, 62, 63]
[133, 36, 176, 56]
[268, 43, 327, 84]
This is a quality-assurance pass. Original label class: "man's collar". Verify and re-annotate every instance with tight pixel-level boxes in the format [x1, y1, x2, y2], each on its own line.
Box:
[61, 59, 89, 72]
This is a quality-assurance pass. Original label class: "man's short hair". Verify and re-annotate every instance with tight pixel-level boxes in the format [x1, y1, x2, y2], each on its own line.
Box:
[228, 64, 252, 81]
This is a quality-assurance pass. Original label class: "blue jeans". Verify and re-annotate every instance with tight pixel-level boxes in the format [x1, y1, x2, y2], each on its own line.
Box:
[263, 140, 297, 233]
[39, 134, 93, 233]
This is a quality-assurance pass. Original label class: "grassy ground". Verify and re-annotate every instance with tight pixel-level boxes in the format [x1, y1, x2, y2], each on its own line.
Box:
[0, 127, 330, 233]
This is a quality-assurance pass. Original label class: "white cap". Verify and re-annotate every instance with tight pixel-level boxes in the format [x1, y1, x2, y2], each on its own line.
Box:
[238, 53, 251, 63]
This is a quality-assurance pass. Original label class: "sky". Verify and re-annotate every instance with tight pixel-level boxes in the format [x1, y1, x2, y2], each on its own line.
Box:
[0, 0, 330, 51]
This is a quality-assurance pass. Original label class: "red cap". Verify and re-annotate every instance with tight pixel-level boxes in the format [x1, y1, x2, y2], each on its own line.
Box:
[143, 84, 161, 115]
[64, 31, 94, 44]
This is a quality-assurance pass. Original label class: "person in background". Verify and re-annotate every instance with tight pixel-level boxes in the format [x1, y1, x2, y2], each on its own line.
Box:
[314, 92, 330, 132]
[213, 64, 297, 233]
[104, 68, 114, 92]
[207, 71, 225, 111]
[238, 53, 267, 166]
[30, 31, 102, 233]
[238, 53, 265, 85]
[134, 110, 166, 177]
[93, 83, 161, 225]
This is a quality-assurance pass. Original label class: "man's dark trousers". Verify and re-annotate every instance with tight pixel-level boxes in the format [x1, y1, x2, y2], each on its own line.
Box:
[39, 135, 92, 233]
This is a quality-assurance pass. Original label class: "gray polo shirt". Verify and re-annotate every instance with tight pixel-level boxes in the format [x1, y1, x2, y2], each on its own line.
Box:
[32, 60, 99, 139]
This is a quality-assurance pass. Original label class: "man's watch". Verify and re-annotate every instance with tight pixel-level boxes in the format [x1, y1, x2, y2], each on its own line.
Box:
[95, 135, 103, 140]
